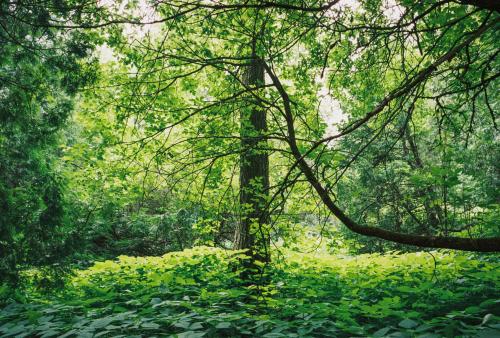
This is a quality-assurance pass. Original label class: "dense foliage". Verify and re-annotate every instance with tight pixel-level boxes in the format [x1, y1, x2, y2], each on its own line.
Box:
[0, 0, 100, 284]
[1, 247, 499, 337]
[0, 0, 499, 336]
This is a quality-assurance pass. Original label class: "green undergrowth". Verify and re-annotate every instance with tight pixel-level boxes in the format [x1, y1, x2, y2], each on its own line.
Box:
[1, 247, 499, 337]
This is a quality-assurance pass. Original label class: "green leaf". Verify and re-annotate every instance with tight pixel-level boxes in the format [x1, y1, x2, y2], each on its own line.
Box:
[177, 331, 206, 338]
[59, 329, 77, 338]
[464, 306, 481, 314]
[90, 317, 115, 329]
[40, 329, 60, 338]
[373, 327, 391, 337]
[395, 286, 415, 293]
[399, 318, 418, 329]
[215, 322, 231, 329]
[189, 322, 203, 330]
[141, 322, 160, 329]
[417, 334, 440, 338]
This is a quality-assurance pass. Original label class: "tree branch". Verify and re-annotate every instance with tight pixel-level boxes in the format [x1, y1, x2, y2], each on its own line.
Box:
[262, 60, 500, 253]
[459, 0, 500, 12]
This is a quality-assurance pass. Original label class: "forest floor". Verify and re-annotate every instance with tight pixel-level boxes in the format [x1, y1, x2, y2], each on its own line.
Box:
[0, 247, 499, 337]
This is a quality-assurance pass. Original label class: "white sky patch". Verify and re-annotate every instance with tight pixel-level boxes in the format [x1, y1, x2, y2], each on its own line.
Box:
[331, 0, 361, 13]
[122, 2, 162, 40]
[97, 0, 162, 66]
[382, 0, 405, 23]
[199, 87, 215, 102]
[324, 0, 362, 20]
[348, 35, 362, 63]
[328, 0, 404, 24]
[290, 43, 310, 66]
[97, 43, 116, 63]
[319, 0, 405, 141]
[317, 74, 345, 139]
[98, 0, 162, 40]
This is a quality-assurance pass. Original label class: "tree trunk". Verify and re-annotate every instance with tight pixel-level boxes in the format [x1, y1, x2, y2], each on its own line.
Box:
[234, 56, 270, 262]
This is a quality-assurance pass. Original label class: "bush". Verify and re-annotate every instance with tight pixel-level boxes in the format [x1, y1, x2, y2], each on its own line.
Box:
[1, 247, 499, 337]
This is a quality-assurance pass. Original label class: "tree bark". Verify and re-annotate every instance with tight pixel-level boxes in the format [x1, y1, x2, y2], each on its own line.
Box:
[234, 56, 270, 262]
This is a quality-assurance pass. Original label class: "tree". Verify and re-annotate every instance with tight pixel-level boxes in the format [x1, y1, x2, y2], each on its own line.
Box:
[234, 52, 270, 261]
[42, 0, 498, 253]
[0, 0, 99, 284]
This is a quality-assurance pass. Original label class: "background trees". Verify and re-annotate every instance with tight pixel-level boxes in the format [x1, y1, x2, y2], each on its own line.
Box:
[0, 0, 99, 283]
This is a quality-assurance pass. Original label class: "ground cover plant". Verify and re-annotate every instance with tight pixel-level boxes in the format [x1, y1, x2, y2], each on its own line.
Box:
[1, 247, 499, 337]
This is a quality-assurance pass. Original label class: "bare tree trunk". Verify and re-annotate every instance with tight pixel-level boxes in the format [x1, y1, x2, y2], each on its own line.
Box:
[234, 56, 270, 262]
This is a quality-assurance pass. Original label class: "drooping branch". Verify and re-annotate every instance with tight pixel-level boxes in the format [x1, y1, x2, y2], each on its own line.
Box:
[176, 0, 341, 12]
[261, 60, 500, 253]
